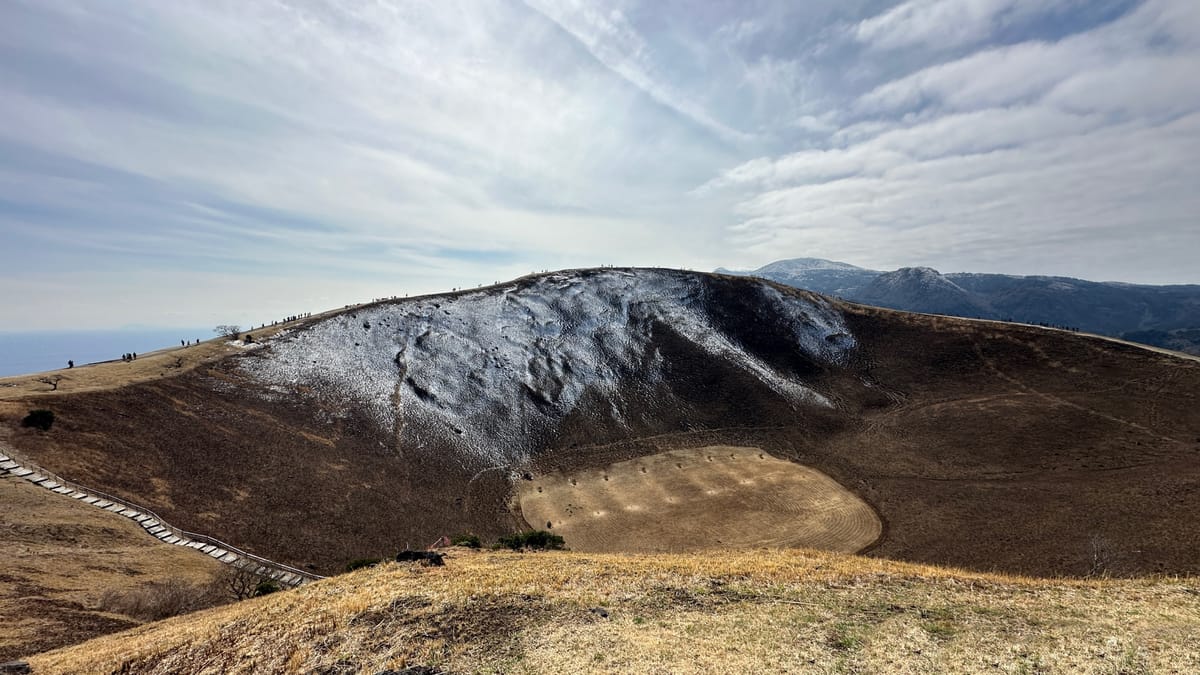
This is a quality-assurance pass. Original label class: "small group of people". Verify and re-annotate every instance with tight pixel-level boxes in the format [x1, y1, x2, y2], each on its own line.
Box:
[122, 352, 138, 362]
[268, 312, 311, 327]
[180, 339, 201, 346]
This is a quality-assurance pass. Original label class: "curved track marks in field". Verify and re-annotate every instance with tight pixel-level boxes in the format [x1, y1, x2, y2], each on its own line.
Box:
[518, 446, 880, 554]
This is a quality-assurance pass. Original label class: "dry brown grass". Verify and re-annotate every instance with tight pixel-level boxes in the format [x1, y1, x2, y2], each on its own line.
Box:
[0, 338, 229, 404]
[0, 474, 227, 661]
[519, 445, 880, 553]
[28, 548, 1200, 674]
[97, 577, 223, 623]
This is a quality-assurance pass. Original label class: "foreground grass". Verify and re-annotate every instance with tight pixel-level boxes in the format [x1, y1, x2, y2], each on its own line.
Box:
[31, 548, 1200, 674]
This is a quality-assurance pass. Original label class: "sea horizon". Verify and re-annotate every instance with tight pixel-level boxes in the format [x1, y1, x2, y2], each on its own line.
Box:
[0, 327, 214, 378]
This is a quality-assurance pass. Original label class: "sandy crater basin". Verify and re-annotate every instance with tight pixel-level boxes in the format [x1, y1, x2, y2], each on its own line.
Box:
[519, 445, 881, 553]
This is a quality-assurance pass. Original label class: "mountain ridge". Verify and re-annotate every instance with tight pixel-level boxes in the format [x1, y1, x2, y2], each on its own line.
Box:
[721, 258, 1200, 352]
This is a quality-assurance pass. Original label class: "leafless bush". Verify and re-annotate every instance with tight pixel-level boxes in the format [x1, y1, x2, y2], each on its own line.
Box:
[1087, 533, 1114, 577]
[98, 577, 224, 621]
[214, 563, 280, 601]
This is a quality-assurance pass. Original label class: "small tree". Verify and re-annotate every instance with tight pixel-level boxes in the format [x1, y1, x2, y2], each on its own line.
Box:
[36, 375, 63, 391]
[215, 564, 279, 601]
[214, 325, 242, 339]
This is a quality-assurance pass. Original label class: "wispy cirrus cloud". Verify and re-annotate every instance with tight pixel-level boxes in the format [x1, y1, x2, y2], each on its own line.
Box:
[0, 0, 1197, 330]
[0, 0, 739, 328]
[521, 0, 755, 143]
[705, 0, 1200, 281]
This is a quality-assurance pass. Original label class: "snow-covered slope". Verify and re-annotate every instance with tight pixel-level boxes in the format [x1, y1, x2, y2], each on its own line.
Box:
[240, 269, 855, 468]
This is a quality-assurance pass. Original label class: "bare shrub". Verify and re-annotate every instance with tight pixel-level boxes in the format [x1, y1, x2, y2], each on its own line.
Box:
[1087, 533, 1115, 577]
[214, 564, 281, 601]
[98, 577, 224, 622]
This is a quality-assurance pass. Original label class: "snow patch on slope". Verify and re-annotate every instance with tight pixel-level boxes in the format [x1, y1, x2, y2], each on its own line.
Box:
[240, 269, 854, 467]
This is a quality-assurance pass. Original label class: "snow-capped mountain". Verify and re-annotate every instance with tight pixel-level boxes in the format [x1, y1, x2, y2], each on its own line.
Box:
[240, 268, 856, 468]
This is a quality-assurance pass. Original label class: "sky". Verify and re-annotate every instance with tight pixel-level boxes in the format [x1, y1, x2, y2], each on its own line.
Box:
[1, 0, 1198, 330]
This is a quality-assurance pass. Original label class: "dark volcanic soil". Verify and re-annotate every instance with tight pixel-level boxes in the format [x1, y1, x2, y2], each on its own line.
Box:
[5, 272, 1200, 577]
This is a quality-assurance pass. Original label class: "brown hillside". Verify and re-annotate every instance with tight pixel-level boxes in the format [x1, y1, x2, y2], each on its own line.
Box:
[2, 271, 1199, 579]
[0, 472, 225, 661]
[29, 549, 1200, 674]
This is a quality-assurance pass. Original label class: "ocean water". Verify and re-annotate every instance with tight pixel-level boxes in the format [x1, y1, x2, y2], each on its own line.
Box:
[0, 328, 212, 377]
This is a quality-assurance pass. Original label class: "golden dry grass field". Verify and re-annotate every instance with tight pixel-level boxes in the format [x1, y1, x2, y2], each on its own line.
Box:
[0, 473, 225, 661]
[519, 446, 881, 553]
[28, 548, 1200, 674]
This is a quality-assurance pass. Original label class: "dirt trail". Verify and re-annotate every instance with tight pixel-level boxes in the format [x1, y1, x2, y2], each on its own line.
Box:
[971, 342, 1184, 447]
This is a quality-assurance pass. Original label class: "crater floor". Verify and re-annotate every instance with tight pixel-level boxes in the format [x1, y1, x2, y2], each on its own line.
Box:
[518, 446, 881, 553]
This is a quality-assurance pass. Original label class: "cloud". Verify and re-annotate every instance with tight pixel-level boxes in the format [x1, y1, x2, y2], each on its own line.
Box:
[0, 0, 1197, 329]
[0, 0, 744, 328]
[855, 0, 1036, 50]
[707, 0, 1200, 281]
[521, 0, 754, 142]
[702, 106, 1108, 192]
[855, 0, 1196, 115]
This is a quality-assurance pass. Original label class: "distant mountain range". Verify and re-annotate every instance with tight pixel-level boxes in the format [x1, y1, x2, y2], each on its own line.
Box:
[717, 258, 1200, 354]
